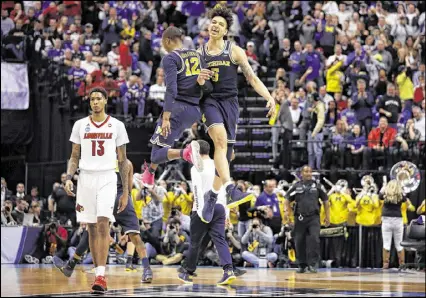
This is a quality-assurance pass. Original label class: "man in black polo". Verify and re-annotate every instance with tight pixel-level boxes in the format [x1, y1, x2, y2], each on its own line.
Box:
[284, 165, 330, 273]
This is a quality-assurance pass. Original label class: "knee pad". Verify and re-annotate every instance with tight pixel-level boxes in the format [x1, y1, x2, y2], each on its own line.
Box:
[150, 145, 169, 165]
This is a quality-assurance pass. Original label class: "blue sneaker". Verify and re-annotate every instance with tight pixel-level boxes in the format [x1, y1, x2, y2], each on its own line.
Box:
[53, 256, 74, 278]
[141, 266, 153, 283]
[226, 185, 256, 209]
[217, 269, 236, 286]
[178, 271, 194, 284]
[200, 190, 217, 223]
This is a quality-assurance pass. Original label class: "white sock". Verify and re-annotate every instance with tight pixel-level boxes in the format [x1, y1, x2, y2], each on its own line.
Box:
[224, 181, 233, 189]
[212, 188, 220, 195]
[96, 266, 105, 277]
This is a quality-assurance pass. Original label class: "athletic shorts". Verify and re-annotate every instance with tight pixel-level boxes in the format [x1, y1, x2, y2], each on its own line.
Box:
[76, 170, 117, 224]
[150, 101, 201, 148]
[113, 191, 140, 234]
[201, 97, 239, 144]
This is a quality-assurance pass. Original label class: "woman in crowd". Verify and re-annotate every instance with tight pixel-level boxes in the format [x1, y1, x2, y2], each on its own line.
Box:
[380, 180, 407, 269]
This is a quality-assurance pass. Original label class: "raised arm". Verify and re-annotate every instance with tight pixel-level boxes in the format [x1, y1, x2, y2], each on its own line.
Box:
[232, 44, 276, 117]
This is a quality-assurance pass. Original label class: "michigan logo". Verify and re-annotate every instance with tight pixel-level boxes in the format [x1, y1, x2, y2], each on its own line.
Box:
[201, 114, 206, 123]
[156, 126, 163, 134]
[76, 204, 85, 213]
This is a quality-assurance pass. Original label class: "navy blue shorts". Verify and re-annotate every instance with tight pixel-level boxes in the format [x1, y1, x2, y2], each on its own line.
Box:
[201, 97, 239, 144]
[113, 192, 140, 234]
[150, 101, 201, 148]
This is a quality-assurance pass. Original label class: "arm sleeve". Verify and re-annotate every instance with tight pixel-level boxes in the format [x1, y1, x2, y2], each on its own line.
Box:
[69, 120, 81, 144]
[162, 54, 179, 113]
[116, 121, 130, 147]
[285, 184, 298, 202]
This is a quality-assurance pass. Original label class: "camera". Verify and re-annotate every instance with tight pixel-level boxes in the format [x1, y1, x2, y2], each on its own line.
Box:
[170, 208, 179, 217]
[252, 224, 259, 229]
[5, 206, 10, 213]
[49, 222, 57, 231]
[169, 224, 175, 230]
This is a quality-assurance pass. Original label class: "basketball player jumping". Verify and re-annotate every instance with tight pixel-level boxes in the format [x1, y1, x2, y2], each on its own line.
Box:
[198, 6, 277, 223]
[141, 27, 214, 187]
[65, 87, 130, 294]
[55, 159, 153, 283]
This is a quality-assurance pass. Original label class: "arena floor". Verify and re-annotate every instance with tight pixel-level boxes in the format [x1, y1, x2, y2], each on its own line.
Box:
[1, 264, 425, 297]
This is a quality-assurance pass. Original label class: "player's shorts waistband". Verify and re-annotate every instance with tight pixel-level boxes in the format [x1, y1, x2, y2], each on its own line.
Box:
[79, 169, 116, 174]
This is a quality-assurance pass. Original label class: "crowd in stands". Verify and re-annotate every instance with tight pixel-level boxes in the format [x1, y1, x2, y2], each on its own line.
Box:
[1, 1, 425, 268]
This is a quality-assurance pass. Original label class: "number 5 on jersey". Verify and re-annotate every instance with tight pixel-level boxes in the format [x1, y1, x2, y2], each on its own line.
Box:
[92, 140, 105, 156]
[185, 57, 201, 76]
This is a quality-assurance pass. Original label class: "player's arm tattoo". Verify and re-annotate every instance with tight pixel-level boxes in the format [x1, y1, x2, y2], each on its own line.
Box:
[66, 144, 81, 178]
[117, 144, 130, 195]
[240, 58, 256, 84]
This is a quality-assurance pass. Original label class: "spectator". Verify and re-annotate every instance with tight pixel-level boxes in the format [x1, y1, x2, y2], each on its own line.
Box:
[275, 94, 294, 170]
[340, 99, 358, 130]
[77, 74, 98, 100]
[24, 201, 44, 226]
[241, 216, 277, 268]
[412, 106, 425, 141]
[316, 14, 338, 57]
[325, 57, 344, 96]
[396, 66, 414, 115]
[101, 7, 123, 54]
[1, 200, 17, 225]
[148, 72, 166, 117]
[68, 58, 87, 90]
[141, 186, 164, 239]
[34, 28, 54, 57]
[1, 177, 12, 206]
[324, 119, 347, 168]
[10, 3, 27, 23]
[11, 183, 30, 205]
[255, 180, 281, 223]
[99, 72, 119, 99]
[91, 42, 108, 65]
[298, 15, 316, 47]
[308, 93, 326, 170]
[71, 39, 84, 60]
[303, 42, 324, 87]
[27, 186, 46, 211]
[138, 29, 154, 84]
[11, 198, 27, 225]
[351, 79, 374, 135]
[1, 9, 15, 35]
[267, 1, 285, 48]
[375, 69, 389, 97]
[345, 124, 366, 169]
[394, 119, 421, 163]
[83, 23, 100, 46]
[107, 42, 120, 74]
[236, 181, 255, 240]
[80, 51, 99, 74]
[289, 41, 304, 91]
[48, 38, 64, 62]
[119, 35, 132, 72]
[391, 16, 409, 45]
[378, 83, 402, 130]
[363, 117, 397, 170]
[276, 38, 292, 72]
[120, 75, 147, 121]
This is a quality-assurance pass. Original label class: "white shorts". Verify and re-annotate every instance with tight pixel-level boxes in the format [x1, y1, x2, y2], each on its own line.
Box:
[76, 170, 117, 224]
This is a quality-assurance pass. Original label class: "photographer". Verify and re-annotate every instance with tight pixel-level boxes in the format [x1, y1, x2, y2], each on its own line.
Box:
[255, 179, 282, 234]
[171, 181, 194, 216]
[155, 218, 189, 265]
[1, 200, 17, 226]
[24, 220, 68, 264]
[241, 216, 277, 268]
[49, 173, 77, 227]
[169, 206, 191, 236]
[141, 185, 164, 239]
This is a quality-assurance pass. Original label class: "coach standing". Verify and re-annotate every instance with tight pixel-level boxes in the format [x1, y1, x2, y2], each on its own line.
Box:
[284, 166, 330, 273]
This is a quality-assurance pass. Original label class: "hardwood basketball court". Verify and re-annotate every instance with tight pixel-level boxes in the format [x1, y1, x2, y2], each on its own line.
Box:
[1, 264, 425, 297]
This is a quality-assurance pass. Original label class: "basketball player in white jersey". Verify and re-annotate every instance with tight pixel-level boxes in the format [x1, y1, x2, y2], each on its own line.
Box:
[65, 87, 130, 294]
[178, 140, 236, 285]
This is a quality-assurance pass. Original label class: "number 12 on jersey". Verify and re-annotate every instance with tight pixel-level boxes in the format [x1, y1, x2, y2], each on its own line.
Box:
[185, 57, 201, 76]
[92, 140, 105, 156]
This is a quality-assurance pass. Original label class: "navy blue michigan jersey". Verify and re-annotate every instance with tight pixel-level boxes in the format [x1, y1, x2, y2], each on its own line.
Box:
[161, 48, 204, 110]
[199, 40, 239, 100]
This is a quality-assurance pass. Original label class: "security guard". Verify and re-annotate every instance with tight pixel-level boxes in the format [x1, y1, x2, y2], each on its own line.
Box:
[284, 166, 330, 273]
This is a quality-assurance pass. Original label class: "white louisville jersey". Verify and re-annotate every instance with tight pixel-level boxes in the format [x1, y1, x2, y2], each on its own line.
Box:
[69, 115, 129, 171]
